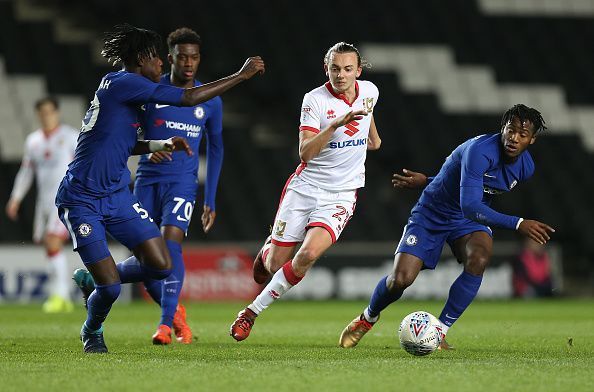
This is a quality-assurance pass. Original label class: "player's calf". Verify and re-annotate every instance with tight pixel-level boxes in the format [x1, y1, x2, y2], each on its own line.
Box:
[253, 235, 273, 284]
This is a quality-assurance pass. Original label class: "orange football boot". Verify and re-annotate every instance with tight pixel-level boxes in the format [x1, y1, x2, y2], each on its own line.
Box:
[152, 324, 172, 345]
[230, 308, 257, 341]
[173, 304, 193, 344]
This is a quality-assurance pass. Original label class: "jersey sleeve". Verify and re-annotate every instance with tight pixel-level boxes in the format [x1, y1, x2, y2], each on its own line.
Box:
[10, 136, 35, 202]
[204, 97, 224, 210]
[205, 97, 223, 136]
[115, 74, 184, 106]
[299, 92, 321, 134]
[459, 142, 521, 230]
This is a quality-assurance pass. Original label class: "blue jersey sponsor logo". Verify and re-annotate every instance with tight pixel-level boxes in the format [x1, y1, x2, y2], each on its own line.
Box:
[329, 138, 367, 149]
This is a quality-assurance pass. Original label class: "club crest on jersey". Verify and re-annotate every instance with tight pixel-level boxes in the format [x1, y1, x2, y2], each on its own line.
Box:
[78, 223, 92, 237]
[274, 220, 287, 237]
[194, 106, 205, 120]
[327, 109, 336, 119]
[405, 234, 417, 246]
[363, 97, 374, 113]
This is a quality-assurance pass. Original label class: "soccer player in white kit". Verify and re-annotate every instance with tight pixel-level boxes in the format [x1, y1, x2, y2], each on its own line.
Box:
[230, 42, 381, 341]
[5, 97, 78, 312]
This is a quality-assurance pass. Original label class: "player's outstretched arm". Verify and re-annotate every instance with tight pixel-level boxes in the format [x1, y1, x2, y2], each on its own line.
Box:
[131, 136, 194, 156]
[299, 110, 367, 162]
[181, 57, 265, 107]
[392, 169, 428, 189]
[517, 219, 555, 245]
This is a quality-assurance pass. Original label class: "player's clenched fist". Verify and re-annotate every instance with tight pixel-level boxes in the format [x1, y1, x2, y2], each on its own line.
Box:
[238, 56, 265, 79]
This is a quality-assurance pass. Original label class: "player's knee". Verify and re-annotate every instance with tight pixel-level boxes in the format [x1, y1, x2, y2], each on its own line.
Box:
[466, 249, 490, 275]
[296, 247, 321, 264]
[390, 271, 416, 291]
[147, 265, 172, 280]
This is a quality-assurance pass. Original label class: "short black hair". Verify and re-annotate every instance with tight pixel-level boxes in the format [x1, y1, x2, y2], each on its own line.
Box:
[101, 24, 162, 66]
[501, 104, 547, 134]
[167, 27, 202, 53]
[324, 42, 369, 68]
[35, 96, 59, 111]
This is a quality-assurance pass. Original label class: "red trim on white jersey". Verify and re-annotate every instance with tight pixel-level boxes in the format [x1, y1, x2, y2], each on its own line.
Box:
[271, 239, 300, 247]
[324, 81, 360, 107]
[299, 125, 320, 134]
[295, 161, 307, 176]
[307, 222, 337, 243]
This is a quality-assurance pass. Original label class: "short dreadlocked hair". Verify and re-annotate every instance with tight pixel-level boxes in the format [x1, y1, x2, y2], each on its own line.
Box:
[167, 27, 202, 53]
[501, 104, 547, 134]
[324, 42, 371, 68]
[101, 24, 162, 66]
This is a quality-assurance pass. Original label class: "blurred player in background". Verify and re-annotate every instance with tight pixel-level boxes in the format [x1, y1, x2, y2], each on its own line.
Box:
[135, 27, 224, 345]
[5, 97, 78, 313]
[230, 42, 381, 341]
[63, 24, 264, 353]
[339, 104, 555, 349]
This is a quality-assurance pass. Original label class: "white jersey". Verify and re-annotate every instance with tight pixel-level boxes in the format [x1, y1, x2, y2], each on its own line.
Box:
[11, 125, 78, 211]
[297, 80, 379, 191]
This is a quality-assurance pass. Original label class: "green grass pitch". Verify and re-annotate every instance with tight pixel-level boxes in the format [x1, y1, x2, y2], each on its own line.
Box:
[1, 299, 592, 391]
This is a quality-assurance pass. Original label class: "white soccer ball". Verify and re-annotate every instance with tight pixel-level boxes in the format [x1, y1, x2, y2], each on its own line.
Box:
[398, 311, 443, 356]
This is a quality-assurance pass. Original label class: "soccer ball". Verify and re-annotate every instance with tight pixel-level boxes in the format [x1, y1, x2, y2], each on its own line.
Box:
[398, 311, 443, 356]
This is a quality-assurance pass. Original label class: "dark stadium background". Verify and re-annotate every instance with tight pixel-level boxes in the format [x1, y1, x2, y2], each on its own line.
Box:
[1, 0, 592, 294]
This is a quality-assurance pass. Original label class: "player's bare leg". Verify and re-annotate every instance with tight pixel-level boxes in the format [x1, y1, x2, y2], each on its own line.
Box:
[437, 231, 493, 350]
[231, 228, 332, 341]
[340, 253, 422, 347]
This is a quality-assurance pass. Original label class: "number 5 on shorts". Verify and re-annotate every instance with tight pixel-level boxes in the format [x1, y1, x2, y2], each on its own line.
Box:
[133, 202, 154, 222]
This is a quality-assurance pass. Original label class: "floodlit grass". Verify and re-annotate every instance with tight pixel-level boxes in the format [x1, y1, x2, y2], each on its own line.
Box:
[0, 299, 592, 391]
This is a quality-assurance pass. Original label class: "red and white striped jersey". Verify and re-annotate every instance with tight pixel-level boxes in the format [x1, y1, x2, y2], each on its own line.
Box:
[297, 80, 379, 191]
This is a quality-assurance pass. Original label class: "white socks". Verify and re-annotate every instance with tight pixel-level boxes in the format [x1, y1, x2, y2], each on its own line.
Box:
[48, 251, 70, 299]
[363, 307, 380, 323]
[248, 261, 303, 314]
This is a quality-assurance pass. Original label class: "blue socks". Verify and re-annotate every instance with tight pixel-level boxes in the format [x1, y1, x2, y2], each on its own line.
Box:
[439, 270, 482, 327]
[144, 240, 185, 328]
[366, 275, 404, 319]
[84, 282, 121, 332]
[116, 256, 171, 283]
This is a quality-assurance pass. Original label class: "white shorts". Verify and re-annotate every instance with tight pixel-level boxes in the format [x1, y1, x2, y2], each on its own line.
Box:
[33, 205, 69, 243]
[271, 174, 357, 246]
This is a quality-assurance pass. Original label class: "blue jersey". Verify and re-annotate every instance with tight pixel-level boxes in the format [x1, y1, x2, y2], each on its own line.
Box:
[135, 74, 224, 210]
[62, 71, 184, 198]
[413, 133, 534, 230]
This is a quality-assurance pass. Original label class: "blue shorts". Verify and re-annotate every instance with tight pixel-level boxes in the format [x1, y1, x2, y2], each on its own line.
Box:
[133, 181, 197, 234]
[56, 183, 161, 260]
[395, 211, 492, 269]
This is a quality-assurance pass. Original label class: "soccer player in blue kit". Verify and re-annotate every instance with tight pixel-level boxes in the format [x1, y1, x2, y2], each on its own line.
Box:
[59, 24, 264, 353]
[339, 104, 555, 349]
[134, 27, 224, 345]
